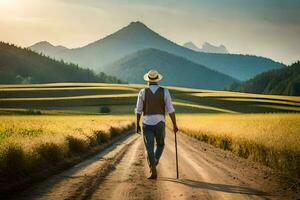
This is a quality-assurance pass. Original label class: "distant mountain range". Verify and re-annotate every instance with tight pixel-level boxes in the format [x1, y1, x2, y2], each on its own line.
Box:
[183, 42, 229, 54]
[29, 21, 284, 82]
[30, 41, 69, 56]
[104, 48, 237, 89]
[0, 42, 121, 84]
[229, 61, 300, 96]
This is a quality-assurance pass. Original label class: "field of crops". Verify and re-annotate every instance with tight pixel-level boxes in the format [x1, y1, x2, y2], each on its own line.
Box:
[0, 115, 134, 182]
[0, 83, 300, 179]
[168, 113, 300, 177]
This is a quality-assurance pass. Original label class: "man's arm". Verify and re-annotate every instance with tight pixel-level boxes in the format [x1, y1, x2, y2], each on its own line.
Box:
[164, 89, 178, 133]
[135, 89, 144, 134]
[136, 113, 142, 134]
[169, 112, 178, 133]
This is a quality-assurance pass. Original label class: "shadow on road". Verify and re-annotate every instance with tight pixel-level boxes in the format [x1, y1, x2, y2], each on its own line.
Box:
[160, 177, 268, 196]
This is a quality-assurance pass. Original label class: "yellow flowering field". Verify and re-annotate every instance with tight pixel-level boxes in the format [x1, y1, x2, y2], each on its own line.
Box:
[168, 113, 300, 177]
[0, 115, 134, 180]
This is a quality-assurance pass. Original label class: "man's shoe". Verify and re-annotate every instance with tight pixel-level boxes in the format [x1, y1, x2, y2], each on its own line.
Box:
[147, 166, 157, 179]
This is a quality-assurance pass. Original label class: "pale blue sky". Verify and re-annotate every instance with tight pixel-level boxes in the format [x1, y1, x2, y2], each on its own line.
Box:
[0, 0, 299, 64]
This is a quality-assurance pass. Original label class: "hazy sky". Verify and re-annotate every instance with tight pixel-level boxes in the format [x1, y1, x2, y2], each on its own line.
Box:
[1, 0, 299, 64]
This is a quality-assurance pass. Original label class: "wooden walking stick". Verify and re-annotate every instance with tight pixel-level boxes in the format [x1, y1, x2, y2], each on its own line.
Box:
[174, 130, 179, 179]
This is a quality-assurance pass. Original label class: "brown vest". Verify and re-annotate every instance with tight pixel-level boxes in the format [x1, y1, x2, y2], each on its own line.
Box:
[143, 87, 165, 115]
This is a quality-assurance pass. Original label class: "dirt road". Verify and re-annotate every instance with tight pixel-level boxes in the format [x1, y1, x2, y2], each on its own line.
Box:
[13, 130, 298, 200]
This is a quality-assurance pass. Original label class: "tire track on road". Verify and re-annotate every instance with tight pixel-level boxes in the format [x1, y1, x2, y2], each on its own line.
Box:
[13, 134, 139, 200]
[90, 136, 162, 200]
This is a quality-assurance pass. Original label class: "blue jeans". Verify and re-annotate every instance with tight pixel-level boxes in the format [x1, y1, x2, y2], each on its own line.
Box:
[143, 121, 165, 168]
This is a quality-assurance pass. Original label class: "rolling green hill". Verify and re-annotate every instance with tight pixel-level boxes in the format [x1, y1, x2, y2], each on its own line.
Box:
[229, 61, 300, 96]
[103, 48, 237, 90]
[0, 83, 299, 114]
[30, 21, 284, 81]
[0, 42, 121, 84]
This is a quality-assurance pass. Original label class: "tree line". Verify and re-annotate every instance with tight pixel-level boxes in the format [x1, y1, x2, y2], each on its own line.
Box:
[0, 42, 122, 84]
[228, 61, 300, 96]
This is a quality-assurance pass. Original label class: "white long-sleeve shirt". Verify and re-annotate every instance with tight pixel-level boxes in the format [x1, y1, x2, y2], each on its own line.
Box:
[135, 85, 175, 125]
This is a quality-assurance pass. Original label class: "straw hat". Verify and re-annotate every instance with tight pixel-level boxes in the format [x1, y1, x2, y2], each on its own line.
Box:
[143, 70, 163, 82]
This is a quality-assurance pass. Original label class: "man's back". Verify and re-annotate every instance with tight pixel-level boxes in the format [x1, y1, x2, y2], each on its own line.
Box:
[143, 86, 165, 115]
[135, 84, 175, 125]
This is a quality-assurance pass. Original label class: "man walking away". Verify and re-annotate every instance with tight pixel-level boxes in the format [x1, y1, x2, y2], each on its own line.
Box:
[136, 69, 178, 179]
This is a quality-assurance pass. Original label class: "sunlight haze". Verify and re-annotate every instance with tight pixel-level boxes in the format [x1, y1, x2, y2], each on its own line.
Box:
[0, 0, 299, 64]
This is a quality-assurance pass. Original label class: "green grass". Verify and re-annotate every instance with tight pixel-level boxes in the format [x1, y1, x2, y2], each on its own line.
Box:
[0, 82, 143, 89]
[172, 92, 300, 113]
[0, 87, 137, 98]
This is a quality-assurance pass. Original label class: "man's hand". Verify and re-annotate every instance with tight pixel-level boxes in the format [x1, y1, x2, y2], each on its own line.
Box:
[173, 124, 179, 134]
[136, 124, 141, 134]
[169, 112, 178, 134]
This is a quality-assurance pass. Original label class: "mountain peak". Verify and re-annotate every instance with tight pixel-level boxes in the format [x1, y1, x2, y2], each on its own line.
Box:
[29, 41, 68, 55]
[183, 42, 200, 52]
[32, 41, 54, 48]
[124, 21, 151, 32]
[202, 42, 228, 54]
[183, 41, 229, 54]
[129, 21, 146, 26]
[84, 21, 160, 50]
